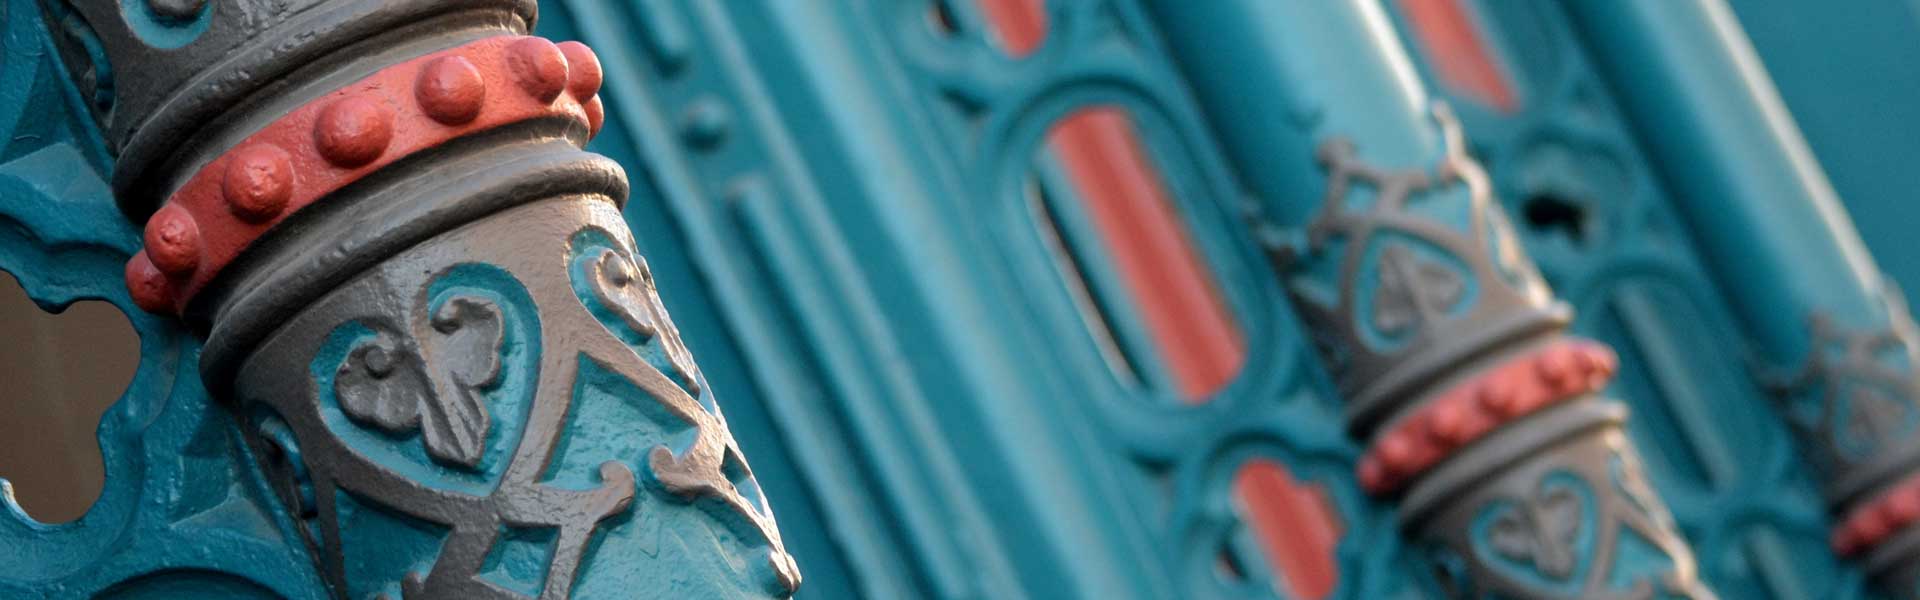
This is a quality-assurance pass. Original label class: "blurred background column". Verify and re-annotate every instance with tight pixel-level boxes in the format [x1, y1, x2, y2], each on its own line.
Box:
[1563, 0, 1920, 592]
[1146, 0, 1714, 596]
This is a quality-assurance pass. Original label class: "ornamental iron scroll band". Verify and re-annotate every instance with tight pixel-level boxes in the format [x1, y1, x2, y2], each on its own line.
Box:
[1405, 402, 1707, 600]
[1764, 284, 1920, 580]
[1762, 285, 1920, 507]
[1271, 102, 1711, 598]
[121, 33, 608, 315]
[235, 198, 800, 598]
[38, 0, 802, 596]
[234, 199, 802, 596]
[1284, 102, 1569, 432]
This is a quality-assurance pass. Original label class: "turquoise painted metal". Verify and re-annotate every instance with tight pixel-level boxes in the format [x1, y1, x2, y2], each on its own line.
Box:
[0, 0, 327, 596]
[1380, 0, 1859, 597]
[4, 0, 1920, 598]
[1725, 0, 1920, 309]
[1148, 1, 1712, 596]
[1557, 0, 1920, 593]
[534, 2, 1427, 597]
[1561, 0, 1893, 359]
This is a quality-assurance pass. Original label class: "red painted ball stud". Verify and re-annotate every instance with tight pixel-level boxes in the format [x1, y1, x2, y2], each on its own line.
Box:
[417, 56, 487, 125]
[223, 144, 295, 222]
[125, 253, 173, 314]
[315, 95, 394, 168]
[583, 96, 605, 138]
[558, 41, 603, 101]
[144, 204, 202, 276]
[507, 37, 569, 104]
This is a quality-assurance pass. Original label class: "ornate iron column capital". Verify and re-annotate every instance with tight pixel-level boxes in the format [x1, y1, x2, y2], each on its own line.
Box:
[1555, 0, 1920, 592]
[1277, 103, 1711, 599]
[1774, 287, 1920, 589]
[40, 1, 801, 597]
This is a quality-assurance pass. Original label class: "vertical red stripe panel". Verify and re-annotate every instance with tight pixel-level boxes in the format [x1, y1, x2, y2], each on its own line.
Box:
[975, 0, 1047, 56]
[1399, 0, 1519, 113]
[976, 2, 1339, 597]
[1047, 109, 1244, 400]
[1236, 461, 1342, 599]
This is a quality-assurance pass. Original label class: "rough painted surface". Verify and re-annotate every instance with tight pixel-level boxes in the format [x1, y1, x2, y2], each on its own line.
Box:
[1382, 1, 1862, 596]
[6, 0, 800, 597]
[9, 0, 1912, 598]
[530, 0, 1438, 598]
[1357, 340, 1619, 493]
[124, 34, 606, 314]
[0, 0, 328, 596]
[1279, 104, 1708, 599]
[1409, 402, 1706, 598]
[234, 198, 797, 598]
[1557, 0, 1920, 594]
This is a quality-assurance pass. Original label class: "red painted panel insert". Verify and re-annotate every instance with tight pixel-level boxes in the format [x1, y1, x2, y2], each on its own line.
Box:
[1236, 460, 1342, 599]
[975, 1, 1341, 597]
[976, 0, 1047, 56]
[1399, 0, 1519, 113]
[1046, 109, 1244, 400]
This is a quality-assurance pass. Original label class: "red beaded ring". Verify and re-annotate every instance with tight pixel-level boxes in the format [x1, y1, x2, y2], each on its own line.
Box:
[1356, 340, 1619, 494]
[126, 35, 607, 315]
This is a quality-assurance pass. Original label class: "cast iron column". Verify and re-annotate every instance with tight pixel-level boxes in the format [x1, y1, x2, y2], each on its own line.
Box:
[1562, 0, 1920, 593]
[1144, 0, 1714, 597]
[43, 1, 799, 597]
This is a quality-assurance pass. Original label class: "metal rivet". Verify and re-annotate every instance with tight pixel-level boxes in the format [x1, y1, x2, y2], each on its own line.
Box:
[144, 204, 201, 275]
[125, 253, 173, 314]
[583, 96, 605, 139]
[507, 37, 569, 103]
[223, 144, 294, 222]
[417, 56, 487, 125]
[315, 96, 394, 168]
[558, 41, 603, 101]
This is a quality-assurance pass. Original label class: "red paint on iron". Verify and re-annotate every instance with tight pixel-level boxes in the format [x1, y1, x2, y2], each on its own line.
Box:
[508, 37, 570, 104]
[974, 0, 1334, 596]
[1377, 429, 1419, 477]
[976, 0, 1240, 399]
[1535, 345, 1575, 390]
[1398, 0, 1518, 113]
[583, 96, 605, 139]
[1358, 339, 1618, 494]
[558, 41, 603, 101]
[1049, 109, 1247, 400]
[975, 0, 1046, 56]
[1832, 527, 1858, 557]
[144, 204, 202, 276]
[417, 56, 488, 125]
[1427, 396, 1475, 445]
[1234, 461, 1342, 600]
[124, 35, 603, 314]
[1356, 457, 1387, 493]
[222, 144, 294, 222]
[1835, 473, 1920, 555]
[1477, 379, 1522, 417]
[1892, 489, 1920, 522]
[314, 96, 394, 168]
[1856, 510, 1893, 548]
[124, 252, 172, 314]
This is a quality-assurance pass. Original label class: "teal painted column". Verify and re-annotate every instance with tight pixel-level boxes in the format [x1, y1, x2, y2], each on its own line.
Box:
[9, 1, 803, 597]
[1726, 0, 1920, 316]
[1146, 0, 1713, 596]
[1563, 0, 1920, 592]
[521, 0, 1438, 597]
[1379, 0, 1861, 596]
[0, 1, 334, 596]
[1558, 0, 1888, 359]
